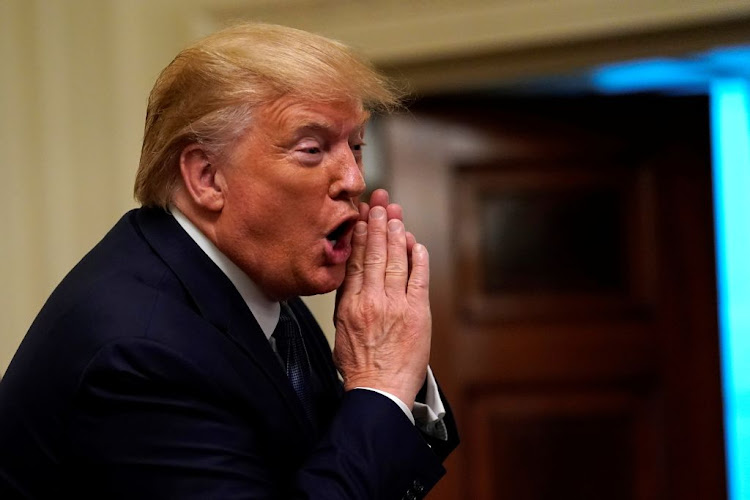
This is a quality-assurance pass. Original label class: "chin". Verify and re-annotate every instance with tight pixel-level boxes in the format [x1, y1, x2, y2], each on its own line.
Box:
[303, 267, 345, 296]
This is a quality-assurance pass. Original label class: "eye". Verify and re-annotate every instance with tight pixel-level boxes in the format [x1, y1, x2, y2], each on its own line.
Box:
[294, 140, 324, 165]
[350, 142, 366, 155]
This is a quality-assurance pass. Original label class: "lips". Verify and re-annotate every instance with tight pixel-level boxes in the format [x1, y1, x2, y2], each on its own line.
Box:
[326, 219, 355, 246]
[324, 214, 358, 264]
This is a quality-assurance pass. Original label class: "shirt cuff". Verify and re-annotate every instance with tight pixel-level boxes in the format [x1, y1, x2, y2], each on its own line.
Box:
[414, 366, 446, 424]
[354, 387, 416, 425]
[413, 366, 449, 440]
[355, 366, 447, 431]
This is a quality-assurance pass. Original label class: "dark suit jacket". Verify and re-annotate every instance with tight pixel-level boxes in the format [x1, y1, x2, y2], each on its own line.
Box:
[0, 207, 458, 499]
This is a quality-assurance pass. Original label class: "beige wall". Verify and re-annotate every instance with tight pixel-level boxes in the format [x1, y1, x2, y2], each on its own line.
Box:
[3, 0, 750, 375]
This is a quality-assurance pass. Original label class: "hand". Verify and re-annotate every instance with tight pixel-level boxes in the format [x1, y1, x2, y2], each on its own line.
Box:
[333, 189, 431, 409]
[357, 189, 417, 256]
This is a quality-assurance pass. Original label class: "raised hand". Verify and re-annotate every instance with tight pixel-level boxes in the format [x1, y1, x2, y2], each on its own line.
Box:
[333, 189, 431, 409]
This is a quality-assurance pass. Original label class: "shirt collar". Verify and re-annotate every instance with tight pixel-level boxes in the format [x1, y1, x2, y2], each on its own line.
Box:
[170, 206, 280, 340]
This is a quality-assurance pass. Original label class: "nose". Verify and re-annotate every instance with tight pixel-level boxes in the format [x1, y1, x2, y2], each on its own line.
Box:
[329, 147, 366, 201]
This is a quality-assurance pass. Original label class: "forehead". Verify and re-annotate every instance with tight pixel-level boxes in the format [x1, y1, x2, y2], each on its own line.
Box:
[258, 95, 370, 137]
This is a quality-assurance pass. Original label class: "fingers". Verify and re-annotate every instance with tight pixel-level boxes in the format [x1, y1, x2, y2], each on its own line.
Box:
[384, 219, 408, 293]
[358, 189, 387, 221]
[386, 203, 403, 221]
[350, 190, 414, 295]
[369, 188, 389, 209]
[342, 220, 368, 293]
[406, 231, 416, 256]
[364, 189, 403, 221]
[407, 243, 430, 302]
[362, 206, 388, 291]
[405, 231, 416, 275]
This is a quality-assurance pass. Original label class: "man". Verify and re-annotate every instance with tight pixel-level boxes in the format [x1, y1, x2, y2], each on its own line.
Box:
[0, 22, 457, 499]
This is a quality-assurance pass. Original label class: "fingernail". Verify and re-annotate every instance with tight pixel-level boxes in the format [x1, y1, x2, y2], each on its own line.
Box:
[388, 219, 402, 232]
[370, 206, 385, 219]
[354, 221, 367, 234]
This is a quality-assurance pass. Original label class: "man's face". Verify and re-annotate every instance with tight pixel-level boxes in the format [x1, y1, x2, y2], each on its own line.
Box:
[214, 96, 368, 300]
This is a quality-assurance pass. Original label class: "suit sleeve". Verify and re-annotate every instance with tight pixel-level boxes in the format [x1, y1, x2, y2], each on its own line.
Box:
[295, 389, 447, 499]
[71, 338, 280, 499]
[417, 378, 459, 463]
[72, 337, 454, 500]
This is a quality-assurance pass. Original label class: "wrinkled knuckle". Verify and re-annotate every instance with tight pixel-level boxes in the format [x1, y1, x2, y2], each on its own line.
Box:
[346, 260, 364, 275]
[408, 279, 428, 293]
[369, 223, 387, 235]
[415, 282, 430, 298]
[335, 296, 353, 313]
[364, 254, 386, 267]
[336, 306, 360, 332]
[385, 262, 407, 276]
[334, 312, 348, 328]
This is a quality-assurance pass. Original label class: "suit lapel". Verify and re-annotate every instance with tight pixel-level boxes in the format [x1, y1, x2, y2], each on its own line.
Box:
[134, 207, 316, 436]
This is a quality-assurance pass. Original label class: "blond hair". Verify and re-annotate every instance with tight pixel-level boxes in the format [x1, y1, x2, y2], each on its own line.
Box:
[135, 22, 403, 208]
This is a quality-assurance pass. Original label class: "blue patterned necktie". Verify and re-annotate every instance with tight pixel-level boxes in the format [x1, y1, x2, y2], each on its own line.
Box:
[273, 304, 315, 425]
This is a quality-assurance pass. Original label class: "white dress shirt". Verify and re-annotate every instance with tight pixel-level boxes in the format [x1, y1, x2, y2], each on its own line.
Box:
[171, 207, 446, 432]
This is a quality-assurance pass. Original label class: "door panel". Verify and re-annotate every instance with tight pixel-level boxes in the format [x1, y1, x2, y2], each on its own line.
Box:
[381, 95, 725, 499]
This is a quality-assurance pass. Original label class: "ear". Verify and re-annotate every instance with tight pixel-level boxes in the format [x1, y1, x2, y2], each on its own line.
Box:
[179, 144, 225, 212]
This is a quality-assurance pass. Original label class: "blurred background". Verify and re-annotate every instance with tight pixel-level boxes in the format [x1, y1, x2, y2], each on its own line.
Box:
[2, 1, 749, 498]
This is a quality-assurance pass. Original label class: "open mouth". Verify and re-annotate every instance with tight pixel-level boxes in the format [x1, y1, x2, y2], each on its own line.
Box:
[326, 219, 356, 248]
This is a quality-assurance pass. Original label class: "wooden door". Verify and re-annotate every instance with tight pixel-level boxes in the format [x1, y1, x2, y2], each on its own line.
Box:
[381, 94, 726, 499]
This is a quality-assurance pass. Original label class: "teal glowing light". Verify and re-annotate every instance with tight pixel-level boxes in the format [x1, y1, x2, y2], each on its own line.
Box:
[711, 79, 750, 500]
[590, 58, 709, 93]
[590, 51, 750, 499]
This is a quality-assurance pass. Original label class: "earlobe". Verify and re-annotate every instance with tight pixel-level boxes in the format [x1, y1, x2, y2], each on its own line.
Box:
[179, 144, 225, 212]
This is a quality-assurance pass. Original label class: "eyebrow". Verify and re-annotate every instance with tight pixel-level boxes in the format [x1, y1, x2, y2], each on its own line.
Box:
[292, 118, 369, 140]
[290, 108, 370, 135]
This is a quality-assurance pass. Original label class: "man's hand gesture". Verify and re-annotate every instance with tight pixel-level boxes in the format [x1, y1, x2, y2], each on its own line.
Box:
[333, 189, 431, 409]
